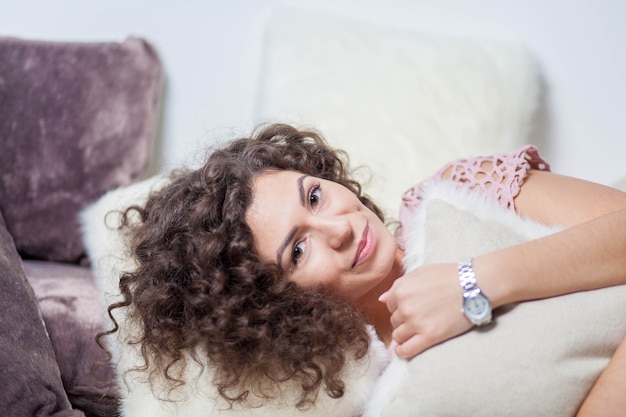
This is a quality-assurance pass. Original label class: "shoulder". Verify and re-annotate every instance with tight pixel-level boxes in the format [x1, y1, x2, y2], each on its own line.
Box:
[397, 145, 550, 245]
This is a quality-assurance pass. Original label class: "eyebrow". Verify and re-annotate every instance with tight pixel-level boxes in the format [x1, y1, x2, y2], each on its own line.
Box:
[276, 226, 298, 266]
[297, 174, 307, 206]
[275, 175, 308, 266]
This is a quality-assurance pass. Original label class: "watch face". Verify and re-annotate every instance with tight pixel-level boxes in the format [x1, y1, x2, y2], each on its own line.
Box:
[464, 292, 491, 320]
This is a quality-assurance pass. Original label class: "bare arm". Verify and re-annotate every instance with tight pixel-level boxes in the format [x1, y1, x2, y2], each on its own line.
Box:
[576, 335, 626, 416]
[511, 170, 626, 416]
[385, 168, 626, 413]
[477, 169, 626, 309]
[386, 170, 626, 357]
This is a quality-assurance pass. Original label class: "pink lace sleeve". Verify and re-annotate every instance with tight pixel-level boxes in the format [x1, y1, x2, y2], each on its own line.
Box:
[398, 145, 550, 243]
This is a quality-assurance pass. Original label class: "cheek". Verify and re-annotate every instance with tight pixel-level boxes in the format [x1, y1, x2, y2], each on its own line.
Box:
[295, 268, 374, 303]
[292, 258, 341, 292]
[301, 265, 337, 289]
[329, 270, 376, 302]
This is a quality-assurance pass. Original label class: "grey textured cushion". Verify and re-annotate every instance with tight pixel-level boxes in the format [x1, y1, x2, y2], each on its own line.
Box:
[24, 261, 118, 417]
[0, 211, 84, 417]
[0, 36, 164, 263]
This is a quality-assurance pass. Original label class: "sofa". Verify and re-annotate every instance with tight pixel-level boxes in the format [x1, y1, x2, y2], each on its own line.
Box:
[0, 12, 544, 416]
[0, 36, 163, 417]
[4, 9, 625, 417]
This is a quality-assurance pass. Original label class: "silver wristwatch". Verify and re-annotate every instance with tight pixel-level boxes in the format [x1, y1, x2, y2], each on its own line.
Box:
[457, 259, 492, 326]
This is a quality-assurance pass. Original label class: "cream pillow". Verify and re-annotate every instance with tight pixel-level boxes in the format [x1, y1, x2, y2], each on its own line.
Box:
[257, 6, 542, 217]
[364, 182, 626, 417]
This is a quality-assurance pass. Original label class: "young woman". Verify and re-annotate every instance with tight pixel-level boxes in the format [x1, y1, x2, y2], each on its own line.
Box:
[108, 123, 626, 415]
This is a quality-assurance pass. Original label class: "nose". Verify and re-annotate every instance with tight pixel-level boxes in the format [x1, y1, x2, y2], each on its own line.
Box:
[316, 214, 353, 250]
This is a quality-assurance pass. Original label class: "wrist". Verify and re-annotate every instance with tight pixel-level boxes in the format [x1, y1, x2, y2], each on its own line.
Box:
[457, 259, 492, 326]
[471, 254, 518, 309]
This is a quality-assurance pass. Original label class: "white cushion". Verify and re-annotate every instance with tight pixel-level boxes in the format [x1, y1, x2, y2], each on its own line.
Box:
[364, 182, 626, 417]
[257, 6, 542, 217]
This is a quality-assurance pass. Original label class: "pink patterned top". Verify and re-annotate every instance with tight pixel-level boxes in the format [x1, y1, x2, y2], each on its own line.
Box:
[397, 145, 550, 245]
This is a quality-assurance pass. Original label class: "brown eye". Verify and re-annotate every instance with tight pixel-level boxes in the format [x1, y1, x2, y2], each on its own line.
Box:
[291, 240, 307, 265]
[309, 184, 321, 207]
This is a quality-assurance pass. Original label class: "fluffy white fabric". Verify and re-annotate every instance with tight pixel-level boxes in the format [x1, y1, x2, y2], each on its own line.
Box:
[80, 175, 388, 417]
[257, 6, 541, 217]
[363, 182, 626, 417]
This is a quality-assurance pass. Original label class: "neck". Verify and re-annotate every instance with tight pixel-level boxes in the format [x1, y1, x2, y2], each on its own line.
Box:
[363, 301, 394, 346]
[355, 247, 404, 346]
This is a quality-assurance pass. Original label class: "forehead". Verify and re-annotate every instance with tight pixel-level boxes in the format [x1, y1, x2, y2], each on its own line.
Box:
[247, 170, 304, 222]
[245, 170, 304, 259]
[250, 170, 303, 209]
[255, 169, 302, 187]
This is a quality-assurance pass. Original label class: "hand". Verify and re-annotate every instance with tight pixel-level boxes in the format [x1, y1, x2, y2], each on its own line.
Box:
[379, 263, 473, 359]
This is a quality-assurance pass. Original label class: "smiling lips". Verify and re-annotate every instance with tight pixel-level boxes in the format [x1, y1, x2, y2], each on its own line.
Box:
[353, 223, 375, 267]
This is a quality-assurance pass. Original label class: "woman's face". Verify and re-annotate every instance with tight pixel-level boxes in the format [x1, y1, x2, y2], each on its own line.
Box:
[246, 170, 403, 303]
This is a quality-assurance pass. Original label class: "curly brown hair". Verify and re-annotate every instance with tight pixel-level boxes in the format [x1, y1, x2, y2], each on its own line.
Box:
[102, 123, 386, 409]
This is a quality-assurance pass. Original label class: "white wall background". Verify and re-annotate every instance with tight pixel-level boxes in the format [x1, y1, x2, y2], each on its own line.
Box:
[2, 0, 625, 186]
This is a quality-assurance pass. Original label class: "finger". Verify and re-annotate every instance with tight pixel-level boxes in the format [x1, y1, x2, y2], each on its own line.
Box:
[391, 323, 415, 345]
[381, 290, 397, 313]
[389, 308, 409, 330]
[395, 334, 434, 359]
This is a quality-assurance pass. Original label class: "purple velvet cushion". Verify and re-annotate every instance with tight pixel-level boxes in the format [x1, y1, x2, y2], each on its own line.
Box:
[0, 211, 84, 417]
[0, 36, 163, 263]
[24, 261, 118, 417]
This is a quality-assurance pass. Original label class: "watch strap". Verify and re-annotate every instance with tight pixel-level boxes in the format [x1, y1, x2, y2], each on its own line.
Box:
[458, 259, 477, 290]
[457, 259, 493, 326]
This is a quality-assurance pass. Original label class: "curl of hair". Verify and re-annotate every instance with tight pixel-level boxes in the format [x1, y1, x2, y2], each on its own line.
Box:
[101, 124, 385, 409]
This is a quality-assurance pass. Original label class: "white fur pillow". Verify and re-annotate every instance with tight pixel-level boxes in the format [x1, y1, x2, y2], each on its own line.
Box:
[80, 175, 388, 417]
[257, 6, 541, 216]
[363, 182, 626, 417]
